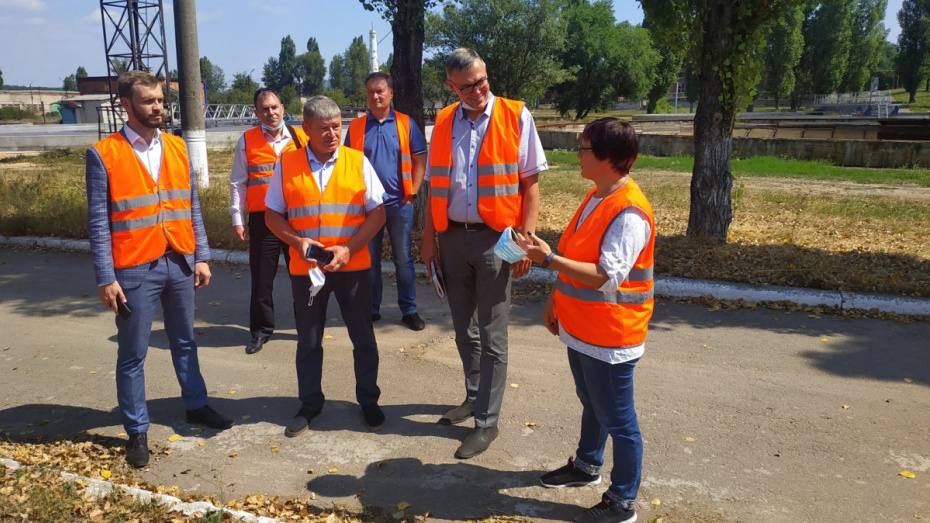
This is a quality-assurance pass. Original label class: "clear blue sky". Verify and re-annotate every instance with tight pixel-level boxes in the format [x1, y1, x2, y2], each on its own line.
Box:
[0, 0, 905, 89]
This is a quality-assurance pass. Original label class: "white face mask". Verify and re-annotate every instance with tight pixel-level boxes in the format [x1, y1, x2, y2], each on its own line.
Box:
[493, 226, 526, 264]
[307, 266, 326, 306]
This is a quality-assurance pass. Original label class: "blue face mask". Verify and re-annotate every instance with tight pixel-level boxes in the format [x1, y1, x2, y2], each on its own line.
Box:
[493, 226, 526, 264]
[261, 120, 285, 133]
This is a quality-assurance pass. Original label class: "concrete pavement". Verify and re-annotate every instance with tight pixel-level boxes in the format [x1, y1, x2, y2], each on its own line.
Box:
[0, 246, 928, 522]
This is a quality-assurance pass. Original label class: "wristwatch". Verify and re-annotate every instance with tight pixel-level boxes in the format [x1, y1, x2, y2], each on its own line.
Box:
[541, 252, 556, 268]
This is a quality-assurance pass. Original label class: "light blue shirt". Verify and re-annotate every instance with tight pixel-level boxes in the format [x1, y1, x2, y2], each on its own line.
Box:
[426, 93, 548, 223]
[265, 146, 385, 214]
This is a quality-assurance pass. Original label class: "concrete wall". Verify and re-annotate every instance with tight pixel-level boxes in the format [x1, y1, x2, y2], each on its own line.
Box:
[538, 129, 930, 168]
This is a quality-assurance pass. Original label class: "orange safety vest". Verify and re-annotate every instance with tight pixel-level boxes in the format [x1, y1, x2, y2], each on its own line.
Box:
[279, 145, 370, 274]
[92, 131, 195, 269]
[553, 179, 656, 349]
[244, 125, 307, 212]
[347, 111, 414, 196]
[428, 97, 524, 232]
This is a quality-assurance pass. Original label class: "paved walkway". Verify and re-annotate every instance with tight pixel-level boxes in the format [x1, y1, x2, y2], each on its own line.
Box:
[0, 246, 928, 522]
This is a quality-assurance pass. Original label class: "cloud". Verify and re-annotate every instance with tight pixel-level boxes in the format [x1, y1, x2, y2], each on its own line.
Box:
[0, 0, 47, 10]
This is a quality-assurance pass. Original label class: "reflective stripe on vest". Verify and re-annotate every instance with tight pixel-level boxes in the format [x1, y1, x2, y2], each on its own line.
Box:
[428, 98, 524, 232]
[553, 180, 656, 349]
[244, 126, 306, 213]
[348, 111, 414, 196]
[280, 145, 370, 274]
[92, 131, 195, 269]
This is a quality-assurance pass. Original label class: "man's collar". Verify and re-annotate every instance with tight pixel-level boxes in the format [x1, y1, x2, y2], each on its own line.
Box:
[306, 145, 340, 166]
[368, 108, 395, 122]
[262, 125, 287, 142]
[122, 124, 161, 145]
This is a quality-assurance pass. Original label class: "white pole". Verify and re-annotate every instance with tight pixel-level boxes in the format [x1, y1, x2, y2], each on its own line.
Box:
[674, 82, 680, 114]
[369, 29, 378, 73]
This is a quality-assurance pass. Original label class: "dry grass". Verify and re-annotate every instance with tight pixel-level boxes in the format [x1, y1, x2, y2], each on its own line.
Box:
[1, 147, 928, 299]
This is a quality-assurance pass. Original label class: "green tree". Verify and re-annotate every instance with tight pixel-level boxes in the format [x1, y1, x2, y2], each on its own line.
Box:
[874, 41, 898, 89]
[422, 54, 458, 108]
[426, 0, 567, 101]
[765, 4, 804, 109]
[199, 56, 227, 99]
[555, 0, 620, 119]
[344, 35, 371, 105]
[296, 37, 326, 96]
[0, 66, 4, 89]
[684, 64, 699, 112]
[841, 0, 888, 92]
[805, 0, 855, 94]
[379, 53, 394, 73]
[897, 0, 928, 103]
[328, 54, 347, 93]
[228, 71, 256, 104]
[76, 66, 88, 79]
[644, 21, 683, 114]
[262, 35, 298, 92]
[641, 0, 806, 240]
[63, 74, 78, 92]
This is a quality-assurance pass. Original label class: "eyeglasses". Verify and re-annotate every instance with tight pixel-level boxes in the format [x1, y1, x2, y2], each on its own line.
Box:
[578, 147, 593, 153]
[451, 77, 489, 95]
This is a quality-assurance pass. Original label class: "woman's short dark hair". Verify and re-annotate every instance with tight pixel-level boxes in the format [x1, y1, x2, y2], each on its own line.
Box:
[582, 117, 639, 175]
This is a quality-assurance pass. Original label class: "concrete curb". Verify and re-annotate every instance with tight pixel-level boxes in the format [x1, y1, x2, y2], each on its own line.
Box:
[0, 457, 275, 522]
[3, 235, 928, 317]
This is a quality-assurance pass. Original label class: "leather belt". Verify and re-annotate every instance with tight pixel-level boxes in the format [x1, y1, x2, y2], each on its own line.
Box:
[163, 244, 177, 256]
[447, 220, 490, 232]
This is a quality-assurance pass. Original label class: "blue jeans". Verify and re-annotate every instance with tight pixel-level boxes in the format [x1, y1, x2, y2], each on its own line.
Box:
[369, 200, 417, 316]
[567, 348, 642, 505]
[115, 253, 208, 435]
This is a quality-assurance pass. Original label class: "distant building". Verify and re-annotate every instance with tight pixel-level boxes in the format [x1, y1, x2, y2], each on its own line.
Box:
[0, 90, 76, 113]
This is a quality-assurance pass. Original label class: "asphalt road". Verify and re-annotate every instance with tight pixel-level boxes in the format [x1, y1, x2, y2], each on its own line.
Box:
[0, 246, 927, 522]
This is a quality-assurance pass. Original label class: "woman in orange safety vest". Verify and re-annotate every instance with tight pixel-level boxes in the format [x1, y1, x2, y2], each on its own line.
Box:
[516, 118, 653, 523]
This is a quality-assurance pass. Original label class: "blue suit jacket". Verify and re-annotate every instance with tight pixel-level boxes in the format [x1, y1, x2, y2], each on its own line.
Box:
[85, 129, 211, 286]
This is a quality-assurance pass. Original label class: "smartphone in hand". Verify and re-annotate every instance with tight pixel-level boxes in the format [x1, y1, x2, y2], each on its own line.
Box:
[306, 244, 335, 264]
[117, 300, 132, 321]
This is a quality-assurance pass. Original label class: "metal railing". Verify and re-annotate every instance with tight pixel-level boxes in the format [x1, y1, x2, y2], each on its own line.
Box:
[813, 90, 896, 117]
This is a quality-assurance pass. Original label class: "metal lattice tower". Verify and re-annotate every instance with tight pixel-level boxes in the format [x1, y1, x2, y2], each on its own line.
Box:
[98, 0, 172, 133]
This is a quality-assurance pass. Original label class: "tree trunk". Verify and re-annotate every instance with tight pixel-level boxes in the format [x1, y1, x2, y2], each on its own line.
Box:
[390, 0, 428, 232]
[688, 1, 735, 241]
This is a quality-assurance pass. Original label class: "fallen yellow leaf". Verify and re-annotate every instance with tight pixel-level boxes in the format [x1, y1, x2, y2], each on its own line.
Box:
[525, 422, 537, 427]
[904, 378, 913, 383]
[99, 454, 111, 459]
[271, 445, 280, 453]
[900, 470, 916, 479]
[229, 452, 238, 458]
[167, 434, 181, 442]
[324, 335, 334, 339]
[101, 469, 111, 479]
[510, 383, 519, 388]
[684, 437, 696, 442]
[241, 415, 251, 420]
[397, 502, 411, 510]
[820, 337, 829, 343]
[328, 467, 339, 473]
[651, 498, 661, 506]
[199, 442, 205, 447]
[398, 348, 405, 353]
[228, 390, 236, 395]
[117, 433, 127, 438]
[842, 405, 850, 410]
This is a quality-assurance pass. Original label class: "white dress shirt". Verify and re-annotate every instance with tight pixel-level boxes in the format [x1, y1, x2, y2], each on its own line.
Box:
[122, 125, 163, 183]
[228, 128, 294, 226]
[425, 93, 548, 223]
[265, 146, 385, 215]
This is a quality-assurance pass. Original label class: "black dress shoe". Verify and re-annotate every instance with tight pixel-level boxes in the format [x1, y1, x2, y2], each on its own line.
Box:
[455, 425, 499, 459]
[125, 433, 149, 468]
[245, 336, 269, 355]
[371, 313, 381, 322]
[186, 405, 235, 430]
[401, 313, 425, 331]
[438, 401, 475, 425]
[362, 403, 385, 432]
[284, 408, 321, 437]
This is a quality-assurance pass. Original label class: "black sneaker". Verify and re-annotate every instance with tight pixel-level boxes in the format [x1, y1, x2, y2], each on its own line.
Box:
[285, 408, 321, 437]
[401, 313, 425, 331]
[362, 403, 385, 432]
[541, 457, 602, 488]
[573, 493, 636, 523]
[186, 405, 235, 430]
[125, 433, 149, 468]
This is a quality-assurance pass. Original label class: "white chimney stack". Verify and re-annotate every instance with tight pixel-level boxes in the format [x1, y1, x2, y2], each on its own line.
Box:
[369, 29, 378, 73]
